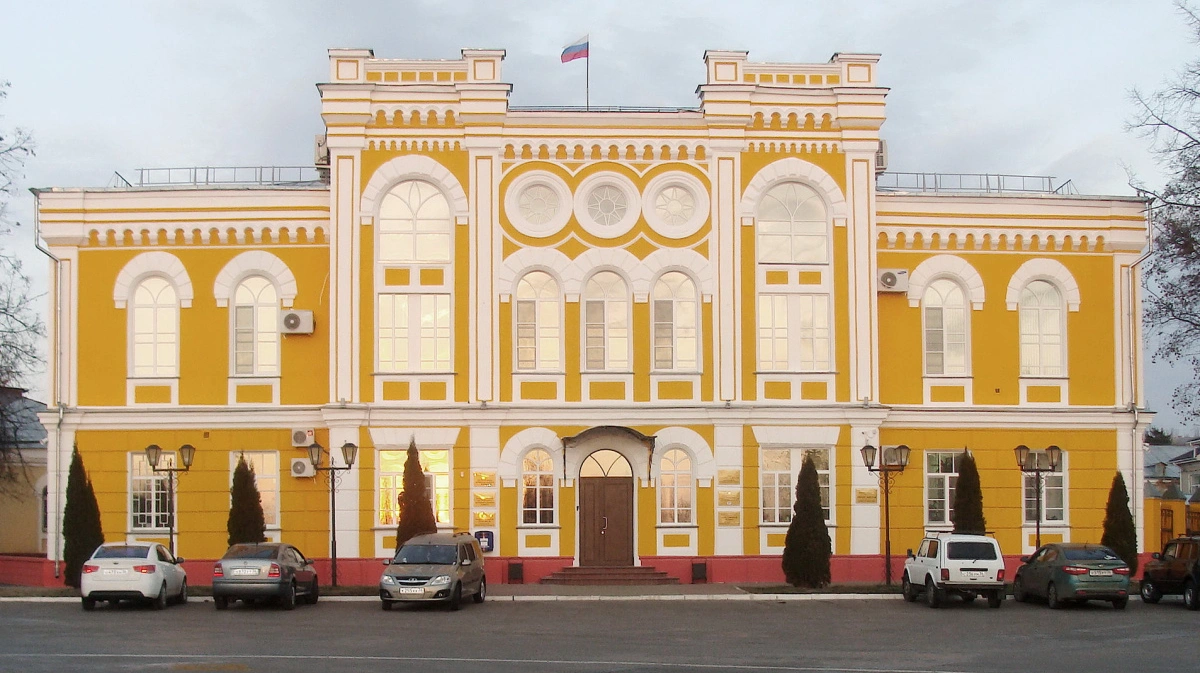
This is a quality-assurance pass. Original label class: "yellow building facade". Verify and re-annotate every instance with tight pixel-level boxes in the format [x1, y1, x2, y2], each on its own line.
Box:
[32, 48, 1152, 582]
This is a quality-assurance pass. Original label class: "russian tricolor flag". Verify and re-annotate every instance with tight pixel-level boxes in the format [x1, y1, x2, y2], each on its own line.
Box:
[561, 35, 589, 63]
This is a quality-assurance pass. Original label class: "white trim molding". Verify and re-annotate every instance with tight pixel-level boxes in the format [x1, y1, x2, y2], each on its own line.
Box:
[213, 251, 299, 308]
[496, 247, 574, 296]
[1006, 258, 1081, 312]
[751, 425, 842, 447]
[503, 170, 574, 238]
[563, 247, 643, 296]
[738, 157, 849, 220]
[368, 426, 461, 448]
[360, 154, 469, 218]
[907, 254, 985, 310]
[498, 427, 562, 487]
[641, 171, 711, 239]
[113, 251, 194, 309]
[642, 248, 715, 296]
[573, 171, 641, 239]
[650, 426, 717, 486]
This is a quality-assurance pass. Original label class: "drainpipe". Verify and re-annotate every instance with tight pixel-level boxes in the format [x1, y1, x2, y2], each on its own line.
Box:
[31, 190, 65, 577]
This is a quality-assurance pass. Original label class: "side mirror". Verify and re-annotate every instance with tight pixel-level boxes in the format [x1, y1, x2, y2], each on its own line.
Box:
[382, 559, 392, 566]
[174, 557, 186, 564]
[304, 559, 314, 566]
[1019, 556, 1030, 564]
[1151, 552, 1162, 560]
[906, 549, 914, 559]
[461, 559, 472, 566]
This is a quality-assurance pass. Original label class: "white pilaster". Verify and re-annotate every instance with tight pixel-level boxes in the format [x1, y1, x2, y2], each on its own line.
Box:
[713, 423, 743, 555]
[328, 424, 361, 559]
[471, 153, 499, 402]
[849, 424, 882, 555]
[713, 152, 739, 402]
[327, 145, 363, 405]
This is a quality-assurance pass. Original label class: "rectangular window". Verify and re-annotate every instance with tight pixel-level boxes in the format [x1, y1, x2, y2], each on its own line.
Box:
[795, 295, 830, 371]
[515, 299, 560, 371]
[230, 452, 279, 527]
[132, 304, 177, 377]
[926, 451, 962, 525]
[653, 299, 674, 370]
[1023, 451, 1066, 523]
[760, 449, 792, 524]
[378, 449, 450, 526]
[130, 453, 174, 530]
[802, 448, 831, 522]
[757, 295, 789, 371]
[378, 294, 451, 372]
[758, 295, 830, 372]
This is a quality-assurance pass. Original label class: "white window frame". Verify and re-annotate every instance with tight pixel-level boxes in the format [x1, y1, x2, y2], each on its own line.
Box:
[129, 276, 179, 378]
[1023, 451, 1068, 525]
[377, 180, 452, 265]
[925, 451, 963, 526]
[652, 272, 699, 372]
[229, 451, 280, 528]
[230, 276, 280, 377]
[922, 278, 968, 377]
[515, 271, 563, 372]
[1019, 280, 1066, 377]
[658, 448, 694, 525]
[760, 447, 833, 526]
[757, 294, 830, 372]
[376, 448, 452, 528]
[377, 293, 452, 372]
[130, 452, 175, 531]
[583, 271, 631, 372]
[755, 182, 830, 264]
[519, 448, 556, 526]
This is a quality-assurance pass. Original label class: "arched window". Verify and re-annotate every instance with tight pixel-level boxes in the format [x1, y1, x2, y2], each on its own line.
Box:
[923, 278, 967, 376]
[131, 277, 178, 377]
[1019, 280, 1065, 377]
[583, 271, 629, 371]
[232, 276, 279, 376]
[515, 271, 561, 371]
[378, 180, 451, 263]
[756, 182, 828, 264]
[658, 448, 693, 524]
[521, 449, 555, 524]
[652, 272, 698, 371]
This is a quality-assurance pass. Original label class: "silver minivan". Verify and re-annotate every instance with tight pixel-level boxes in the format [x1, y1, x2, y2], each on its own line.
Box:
[379, 533, 485, 611]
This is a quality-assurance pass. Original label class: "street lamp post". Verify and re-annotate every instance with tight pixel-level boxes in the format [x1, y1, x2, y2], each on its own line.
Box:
[1014, 444, 1062, 550]
[308, 441, 358, 587]
[860, 444, 911, 586]
[144, 443, 197, 557]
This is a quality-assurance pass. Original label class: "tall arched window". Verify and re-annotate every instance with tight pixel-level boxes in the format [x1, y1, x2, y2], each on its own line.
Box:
[521, 449, 555, 524]
[583, 271, 629, 371]
[756, 182, 828, 264]
[515, 271, 561, 371]
[378, 180, 451, 263]
[232, 276, 279, 376]
[923, 278, 967, 376]
[658, 448, 693, 524]
[1019, 280, 1065, 377]
[131, 277, 178, 377]
[652, 272, 698, 371]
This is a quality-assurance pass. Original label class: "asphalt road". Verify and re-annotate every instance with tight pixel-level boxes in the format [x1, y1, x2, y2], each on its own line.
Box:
[0, 595, 1196, 673]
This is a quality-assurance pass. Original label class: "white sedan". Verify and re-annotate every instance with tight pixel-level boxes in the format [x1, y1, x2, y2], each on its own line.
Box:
[80, 542, 188, 610]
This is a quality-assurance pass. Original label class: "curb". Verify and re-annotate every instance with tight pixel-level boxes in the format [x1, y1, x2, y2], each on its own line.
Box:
[0, 593, 904, 604]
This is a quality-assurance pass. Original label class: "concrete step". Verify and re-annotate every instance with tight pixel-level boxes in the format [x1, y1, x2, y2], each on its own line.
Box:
[540, 566, 681, 585]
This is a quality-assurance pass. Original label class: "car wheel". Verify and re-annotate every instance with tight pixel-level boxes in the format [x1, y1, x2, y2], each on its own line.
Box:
[448, 583, 462, 611]
[1141, 580, 1162, 604]
[1047, 582, 1062, 610]
[925, 578, 941, 609]
[1185, 581, 1199, 611]
[901, 574, 918, 603]
[177, 580, 188, 605]
[153, 583, 168, 611]
[307, 578, 319, 605]
[214, 596, 229, 610]
[961, 592, 977, 605]
[473, 577, 486, 604]
[281, 581, 297, 611]
[81, 597, 96, 611]
[987, 590, 1003, 608]
[1112, 596, 1129, 610]
[381, 600, 393, 611]
[1013, 576, 1027, 603]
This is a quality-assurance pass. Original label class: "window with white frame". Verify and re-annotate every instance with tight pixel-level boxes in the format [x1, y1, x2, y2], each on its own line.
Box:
[757, 295, 789, 371]
[923, 279, 967, 376]
[652, 272, 698, 371]
[232, 276, 279, 376]
[803, 448, 832, 522]
[378, 180, 451, 264]
[515, 271, 561, 371]
[377, 294, 451, 372]
[1023, 450, 1066, 523]
[130, 453, 174, 530]
[756, 182, 829, 264]
[377, 449, 450, 526]
[131, 277, 179, 377]
[761, 448, 831, 524]
[756, 295, 829, 372]
[1019, 280, 1065, 377]
[583, 271, 629, 371]
[658, 448, 693, 524]
[926, 451, 963, 525]
[230, 452, 279, 527]
[520, 449, 555, 524]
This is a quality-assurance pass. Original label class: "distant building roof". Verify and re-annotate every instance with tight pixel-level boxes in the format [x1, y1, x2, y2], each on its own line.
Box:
[0, 388, 47, 451]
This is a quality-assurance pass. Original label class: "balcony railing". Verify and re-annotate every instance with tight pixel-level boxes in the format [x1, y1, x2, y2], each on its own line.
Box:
[877, 172, 1076, 195]
[113, 166, 327, 188]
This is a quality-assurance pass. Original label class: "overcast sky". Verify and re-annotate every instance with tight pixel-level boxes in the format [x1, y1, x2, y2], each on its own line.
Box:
[1, 1, 1195, 430]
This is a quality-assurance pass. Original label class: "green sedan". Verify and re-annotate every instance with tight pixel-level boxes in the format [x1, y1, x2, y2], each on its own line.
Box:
[1012, 543, 1132, 609]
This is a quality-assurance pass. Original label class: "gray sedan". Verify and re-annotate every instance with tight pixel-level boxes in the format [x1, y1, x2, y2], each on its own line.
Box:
[212, 543, 319, 610]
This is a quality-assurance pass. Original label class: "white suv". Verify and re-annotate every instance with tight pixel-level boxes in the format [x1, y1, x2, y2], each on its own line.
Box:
[902, 532, 1006, 608]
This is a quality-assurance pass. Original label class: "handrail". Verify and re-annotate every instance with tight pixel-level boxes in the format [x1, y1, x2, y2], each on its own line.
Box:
[877, 171, 1073, 194]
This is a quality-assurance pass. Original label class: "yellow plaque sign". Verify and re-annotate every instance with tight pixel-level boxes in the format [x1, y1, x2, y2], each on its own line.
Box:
[855, 488, 879, 504]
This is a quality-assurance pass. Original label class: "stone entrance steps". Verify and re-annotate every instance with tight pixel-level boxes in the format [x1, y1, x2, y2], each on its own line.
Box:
[540, 566, 680, 585]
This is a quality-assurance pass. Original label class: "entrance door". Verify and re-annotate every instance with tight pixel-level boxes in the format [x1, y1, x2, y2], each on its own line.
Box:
[578, 450, 634, 567]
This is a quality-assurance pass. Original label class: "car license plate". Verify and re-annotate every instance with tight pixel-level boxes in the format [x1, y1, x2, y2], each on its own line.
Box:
[397, 587, 423, 594]
[101, 568, 128, 576]
[231, 568, 258, 576]
[963, 571, 984, 579]
[1089, 569, 1113, 577]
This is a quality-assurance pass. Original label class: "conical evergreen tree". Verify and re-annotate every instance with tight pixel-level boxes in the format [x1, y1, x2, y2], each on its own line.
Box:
[227, 455, 267, 546]
[62, 446, 104, 588]
[1101, 471, 1139, 575]
[394, 438, 438, 551]
[781, 454, 831, 587]
[952, 452, 987, 534]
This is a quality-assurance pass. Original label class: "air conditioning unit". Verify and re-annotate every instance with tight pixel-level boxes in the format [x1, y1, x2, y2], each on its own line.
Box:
[877, 268, 909, 293]
[280, 310, 314, 335]
[290, 458, 316, 478]
[290, 428, 315, 448]
[875, 140, 888, 175]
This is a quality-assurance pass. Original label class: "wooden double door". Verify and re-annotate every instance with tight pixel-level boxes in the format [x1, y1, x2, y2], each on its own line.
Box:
[578, 450, 634, 567]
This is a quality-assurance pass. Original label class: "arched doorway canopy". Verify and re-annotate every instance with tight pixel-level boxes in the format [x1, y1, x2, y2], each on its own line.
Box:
[560, 426, 656, 480]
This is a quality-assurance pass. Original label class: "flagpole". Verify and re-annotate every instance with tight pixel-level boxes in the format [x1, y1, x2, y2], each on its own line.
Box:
[586, 54, 590, 111]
